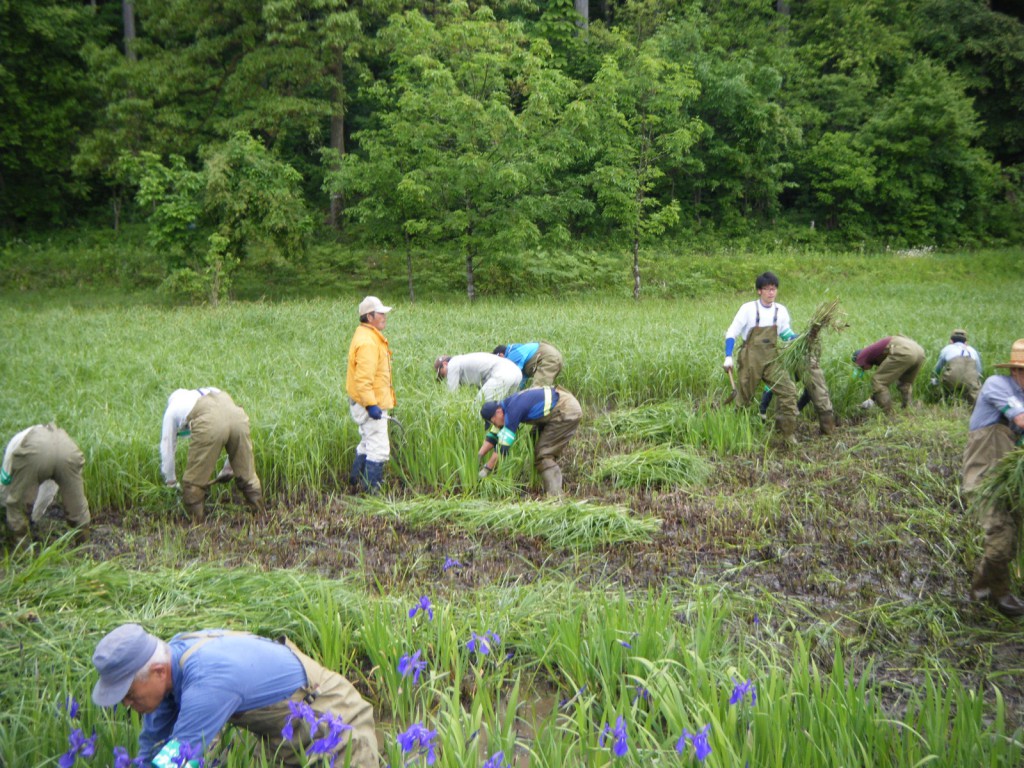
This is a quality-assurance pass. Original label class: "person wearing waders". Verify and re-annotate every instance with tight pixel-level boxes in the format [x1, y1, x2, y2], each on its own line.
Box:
[723, 271, 802, 444]
[492, 342, 563, 387]
[932, 329, 982, 405]
[434, 353, 522, 401]
[962, 339, 1024, 617]
[90, 623, 379, 767]
[160, 387, 263, 519]
[2, 423, 91, 545]
[477, 386, 582, 496]
[851, 335, 926, 415]
[346, 296, 395, 494]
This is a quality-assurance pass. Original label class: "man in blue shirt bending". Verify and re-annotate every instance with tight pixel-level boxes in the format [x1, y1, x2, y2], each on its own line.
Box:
[477, 385, 582, 496]
[493, 341, 563, 387]
[91, 624, 379, 767]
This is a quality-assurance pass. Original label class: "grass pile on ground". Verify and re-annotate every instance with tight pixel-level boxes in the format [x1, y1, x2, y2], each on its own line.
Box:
[593, 446, 712, 490]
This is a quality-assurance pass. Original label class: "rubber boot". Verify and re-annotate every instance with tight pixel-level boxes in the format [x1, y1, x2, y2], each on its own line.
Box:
[776, 415, 799, 446]
[873, 389, 894, 416]
[239, 481, 265, 513]
[181, 482, 206, 521]
[70, 524, 91, 545]
[349, 453, 367, 492]
[364, 460, 386, 494]
[797, 390, 812, 412]
[898, 383, 913, 409]
[539, 465, 563, 496]
[818, 411, 836, 436]
[973, 558, 1024, 617]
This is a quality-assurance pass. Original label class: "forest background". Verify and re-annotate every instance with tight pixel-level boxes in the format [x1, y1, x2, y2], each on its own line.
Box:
[3, 0, 1024, 302]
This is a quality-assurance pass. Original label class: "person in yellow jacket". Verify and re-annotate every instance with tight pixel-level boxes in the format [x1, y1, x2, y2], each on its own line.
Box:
[346, 296, 395, 492]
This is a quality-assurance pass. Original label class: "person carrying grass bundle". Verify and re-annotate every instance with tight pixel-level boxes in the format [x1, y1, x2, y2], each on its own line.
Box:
[1, 423, 90, 545]
[492, 342, 563, 387]
[346, 296, 395, 494]
[851, 335, 926, 415]
[434, 353, 522, 401]
[161, 387, 263, 519]
[91, 624, 379, 767]
[723, 271, 802, 443]
[963, 339, 1024, 618]
[478, 386, 582, 496]
[932, 329, 982, 405]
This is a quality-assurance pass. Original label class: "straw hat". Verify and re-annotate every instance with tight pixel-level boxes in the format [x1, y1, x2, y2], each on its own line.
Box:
[993, 339, 1024, 369]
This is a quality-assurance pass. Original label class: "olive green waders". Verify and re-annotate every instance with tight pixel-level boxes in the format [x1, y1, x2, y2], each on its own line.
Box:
[181, 392, 263, 517]
[942, 356, 981, 404]
[4, 424, 90, 536]
[962, 423, 1022, 603]
[737, 325, 799, 440]
[802, 355, 836, 434]
[533, 388, 582, 495]
[871, 335, 925, 414]
[525, 342, 564, 387]
[177, 632, 378, 768]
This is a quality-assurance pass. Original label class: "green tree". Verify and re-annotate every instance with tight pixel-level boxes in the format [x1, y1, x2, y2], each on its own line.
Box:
[130, 133, 313, 305]
[582, 30, 703, 299]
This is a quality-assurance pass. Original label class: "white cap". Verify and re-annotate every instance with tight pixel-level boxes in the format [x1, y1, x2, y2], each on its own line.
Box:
[358, 296, 392, 316]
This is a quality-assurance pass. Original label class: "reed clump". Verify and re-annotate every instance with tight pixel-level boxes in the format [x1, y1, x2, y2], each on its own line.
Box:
[593, 445, 711, 490]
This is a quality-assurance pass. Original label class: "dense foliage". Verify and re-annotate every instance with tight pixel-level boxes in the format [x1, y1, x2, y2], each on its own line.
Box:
[2, 0, 1023, 297]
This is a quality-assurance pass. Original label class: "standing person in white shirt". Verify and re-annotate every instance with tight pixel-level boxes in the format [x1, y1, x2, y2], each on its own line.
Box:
[160, 388, 263, 519]
[932, 329, 983, 404]
[723, 271, 801, 443]
[434, 353, 523, 401]
[1, 423, 90, 544]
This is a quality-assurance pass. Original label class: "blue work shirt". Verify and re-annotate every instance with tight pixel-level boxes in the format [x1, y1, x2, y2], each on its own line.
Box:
[138, 631, 306, 761]
[969, 375, 1024, 434]
[501, 343, 540, 372]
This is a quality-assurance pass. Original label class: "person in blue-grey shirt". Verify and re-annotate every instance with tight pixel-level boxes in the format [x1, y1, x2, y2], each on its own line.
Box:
[91, 624, 379, 767]
[477, 385, 581, 496]
[932, 329, 983, 404]
[492, 342, 563, 387]
[962, 339, 1024, 618]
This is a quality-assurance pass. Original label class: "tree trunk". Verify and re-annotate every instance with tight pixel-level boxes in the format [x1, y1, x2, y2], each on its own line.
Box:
[122, 1, 137, 62]
[632, 236, 641, 301]
[405, 230, 415, 303]
[574, 0, 589, 29]
[327, 57, 345, 230]
[776, 1, 790, 14]
[112, 196, 122, 233]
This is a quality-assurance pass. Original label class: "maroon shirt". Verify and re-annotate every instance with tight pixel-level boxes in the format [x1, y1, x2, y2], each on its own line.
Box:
[855, 337, 893, 369]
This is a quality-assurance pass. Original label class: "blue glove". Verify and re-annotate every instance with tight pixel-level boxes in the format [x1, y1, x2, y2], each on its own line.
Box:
[366, 405, 383, 420]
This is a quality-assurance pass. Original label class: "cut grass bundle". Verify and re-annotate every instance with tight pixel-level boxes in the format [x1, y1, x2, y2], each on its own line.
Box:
[777, 298, 847, 380]
[592, 445, 712, 490]
[358, 496, 661, 549]
[971, 446, 1024, 523]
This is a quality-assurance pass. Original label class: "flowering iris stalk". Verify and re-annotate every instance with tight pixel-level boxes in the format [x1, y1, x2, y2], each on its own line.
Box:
[612, 716, 628, 757]
[482, 751, 510, 768]
[113, 747, 146, 768]
[61, 695, 80, 719]
[466, 630, 501, 656]
[281, 700, 317, 740]
[729, 678, 757, 706]
[171, 742, 203, 768]
[408, 596, 434, 621]
[58, 727, 97, 768]
[398, 650, 427, 684]
[308, 712, 353, 766]
[442, 557, 462, 572]
[675, 724, 712, 762]
[396, 722, 438, 765]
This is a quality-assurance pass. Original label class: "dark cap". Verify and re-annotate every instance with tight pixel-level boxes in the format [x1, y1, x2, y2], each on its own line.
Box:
[951, 329, 968, 342]
[480, 401, 500, 424]
[91, 624, 159, 707]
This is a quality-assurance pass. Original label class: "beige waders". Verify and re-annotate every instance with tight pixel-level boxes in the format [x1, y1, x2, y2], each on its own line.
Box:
[524, 342, 563, 387]
[871, 336, 925, 414]
[532, 388, 582, 495]
[180, 392, 263, 517]
[4, 424, 90, 536]
[942, 356, 981, 404]
[737, 323, 799, 441]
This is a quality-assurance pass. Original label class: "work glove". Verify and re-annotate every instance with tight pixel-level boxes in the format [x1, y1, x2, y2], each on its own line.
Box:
[723, 356, 733, 370]
[478, 466, 491, 479]
[929, 377, 939, 387]
[366, 405, 383, 420]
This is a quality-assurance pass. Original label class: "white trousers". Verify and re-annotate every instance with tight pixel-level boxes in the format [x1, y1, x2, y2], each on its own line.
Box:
[349, 402, 390, 462]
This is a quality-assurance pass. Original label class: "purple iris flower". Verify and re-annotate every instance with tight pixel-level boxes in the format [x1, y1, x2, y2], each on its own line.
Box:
[281, 700, 317, 740]
[112, 747, 145, 768]
[308, 712, 352, 765]
[611, 715, 628, 757]
[62, 695, 80, 719]
[631, 684, 651, 705]
[443, 557, 463, 572]
[408, 596, 434, 621]
[466, 630, 501, 656]
[482, 751, 510, 768]
[676, 724, 712, 762]
[729, 678, 757, 706]
[171, 742, 203, 768]
[598, 722, 611, 748]
[396, 723, 438, 765]
[398, 650, 427, 684]
[58, 728, 97, 768]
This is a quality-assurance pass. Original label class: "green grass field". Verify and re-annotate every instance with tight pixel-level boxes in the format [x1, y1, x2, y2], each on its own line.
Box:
[2, 247, 1023, 767]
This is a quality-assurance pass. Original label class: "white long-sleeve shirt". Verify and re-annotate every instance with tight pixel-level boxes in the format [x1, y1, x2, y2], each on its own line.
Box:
[160, 388, 223, 484]
[1, 425, 59, 517]
[934, 342, 982, 376]
[725, 300, 794, 344]
[445, 353, 523, 400]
